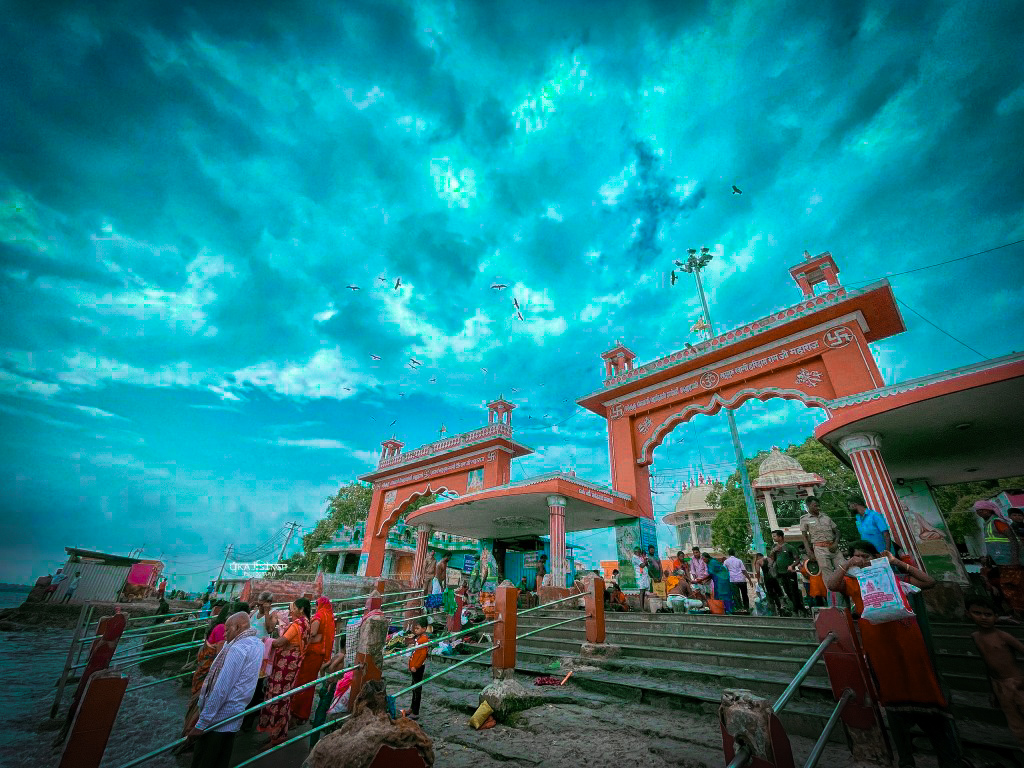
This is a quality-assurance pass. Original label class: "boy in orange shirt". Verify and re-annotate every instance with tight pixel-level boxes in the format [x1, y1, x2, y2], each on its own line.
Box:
[800, 558, 827, 607]
[407, 618, 429, 720]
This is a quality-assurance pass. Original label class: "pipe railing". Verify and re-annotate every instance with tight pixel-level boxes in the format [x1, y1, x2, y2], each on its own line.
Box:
[125, 670, 193, 693]
[726, 631, 840, 768]
[774, 631, 835, 713]
[116, 661, 363, 768]
[516, 593, 585, 615]
[71, 639, 205, 671]
[804, 689, 853, 768]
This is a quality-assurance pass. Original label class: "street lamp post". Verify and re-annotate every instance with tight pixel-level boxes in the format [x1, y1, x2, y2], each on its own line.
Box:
[682, 247, 766, 555]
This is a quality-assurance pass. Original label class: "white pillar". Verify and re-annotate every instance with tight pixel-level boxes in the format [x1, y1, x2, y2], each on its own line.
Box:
[838, 433, 921, 566]
[763, 491, 780, 532]
[547, 495, 568, 589]
[688, 515, 699, 550]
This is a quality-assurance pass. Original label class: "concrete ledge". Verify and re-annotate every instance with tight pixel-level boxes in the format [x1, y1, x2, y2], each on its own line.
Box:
[580, 642, 621, 660]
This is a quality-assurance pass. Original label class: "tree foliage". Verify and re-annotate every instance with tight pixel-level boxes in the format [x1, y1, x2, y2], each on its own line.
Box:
[277, 482, 439, 576]
[932, 476, 1024, 545]
[708, 437, 861, 557]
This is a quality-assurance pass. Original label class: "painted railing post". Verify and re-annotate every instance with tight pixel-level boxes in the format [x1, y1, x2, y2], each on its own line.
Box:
[814, 608, 892, 764]
[584, 574, 606, 645]
[58, 612, 126, 741]
[492, 581, 519, 678]
[58, 670, 128, 768]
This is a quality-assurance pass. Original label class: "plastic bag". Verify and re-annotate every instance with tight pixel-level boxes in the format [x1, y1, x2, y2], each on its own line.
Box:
[854, 557, 915, 624]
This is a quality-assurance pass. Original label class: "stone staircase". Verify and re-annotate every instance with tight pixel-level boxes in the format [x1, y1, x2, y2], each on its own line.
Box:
[434, 607, 1024, 754]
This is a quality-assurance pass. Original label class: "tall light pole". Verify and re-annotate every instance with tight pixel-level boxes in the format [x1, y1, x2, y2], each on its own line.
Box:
[681, 247, 766, 555]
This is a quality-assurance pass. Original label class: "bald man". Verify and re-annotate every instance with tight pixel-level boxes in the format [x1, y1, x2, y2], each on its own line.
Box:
[189, 612, 263, 768]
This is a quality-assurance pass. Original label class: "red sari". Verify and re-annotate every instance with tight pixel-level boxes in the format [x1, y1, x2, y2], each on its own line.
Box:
[291, 598, 335, 721]
[835, 576, 946, 707]
[258, 615, 309, 742]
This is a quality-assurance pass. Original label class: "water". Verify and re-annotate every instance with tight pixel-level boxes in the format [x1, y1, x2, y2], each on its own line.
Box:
[0, 589, 192, 768]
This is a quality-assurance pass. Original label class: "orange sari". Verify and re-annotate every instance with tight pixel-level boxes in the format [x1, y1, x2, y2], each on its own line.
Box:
[291, 599, 335, 721]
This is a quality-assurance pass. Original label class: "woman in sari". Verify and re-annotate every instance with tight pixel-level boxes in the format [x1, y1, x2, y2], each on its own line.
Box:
[827, 540, 964, 767]
[291, 597, 335, 723]
[179, 609, 230, 739]
[259, 598, 310, 746]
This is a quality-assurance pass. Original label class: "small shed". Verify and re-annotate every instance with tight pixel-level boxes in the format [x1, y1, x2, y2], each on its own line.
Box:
[51, 548, 164, 604]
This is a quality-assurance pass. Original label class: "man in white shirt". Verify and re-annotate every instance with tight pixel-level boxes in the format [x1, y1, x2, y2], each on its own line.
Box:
[722, 550, 751, 613]
[188, 612, 263, 768]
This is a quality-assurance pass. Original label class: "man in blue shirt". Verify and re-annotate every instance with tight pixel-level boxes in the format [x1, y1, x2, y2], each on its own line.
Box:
[850, 496, 891, 554]
[189, 612, 263, 768]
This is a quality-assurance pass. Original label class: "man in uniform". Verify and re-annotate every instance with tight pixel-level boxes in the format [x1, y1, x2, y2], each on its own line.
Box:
[800, 498, 840, 593]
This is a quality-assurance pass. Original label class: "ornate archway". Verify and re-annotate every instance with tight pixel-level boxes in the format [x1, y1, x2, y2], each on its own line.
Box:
[356, 398, 532, 577]
[577, 251, 920, 562]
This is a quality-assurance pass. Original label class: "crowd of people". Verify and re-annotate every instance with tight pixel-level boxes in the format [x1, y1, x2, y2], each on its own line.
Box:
[177, 591, 338, 767]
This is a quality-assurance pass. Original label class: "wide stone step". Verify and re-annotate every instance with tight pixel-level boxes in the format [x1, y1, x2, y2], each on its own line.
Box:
[507, 633, 826, 676]
[517, 614, 818, 641]
[431, 650, 841, 742]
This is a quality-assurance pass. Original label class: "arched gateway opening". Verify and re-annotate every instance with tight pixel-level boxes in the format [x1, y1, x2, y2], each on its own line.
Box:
[577, 251, 922, 564]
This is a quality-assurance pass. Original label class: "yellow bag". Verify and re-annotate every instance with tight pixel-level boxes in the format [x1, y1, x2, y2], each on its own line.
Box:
[469, 700, 494, 729]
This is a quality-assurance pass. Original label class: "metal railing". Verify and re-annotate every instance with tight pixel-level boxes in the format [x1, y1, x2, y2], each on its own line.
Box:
[727, 631, 838, 768]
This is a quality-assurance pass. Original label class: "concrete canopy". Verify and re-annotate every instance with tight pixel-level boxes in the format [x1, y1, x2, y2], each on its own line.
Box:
[816, 353, 1024, 486]
[406, 472, 639, 541]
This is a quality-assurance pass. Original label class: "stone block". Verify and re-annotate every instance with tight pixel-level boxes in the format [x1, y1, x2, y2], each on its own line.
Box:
[480, 677, 539, 719]
[580, 642, 621, 660]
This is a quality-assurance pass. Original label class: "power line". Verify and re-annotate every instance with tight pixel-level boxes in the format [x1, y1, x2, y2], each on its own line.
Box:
[895, 295, 989, 360]
[849, 238, 1024, 286]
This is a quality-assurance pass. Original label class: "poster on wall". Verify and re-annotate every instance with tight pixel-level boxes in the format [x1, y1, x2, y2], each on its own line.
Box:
[467, 468, 485, 491]
[895, 481, 969, 585]
[523, 551, 543, 569]
[462, 555, 477, 574]
[614, 519, 641, 589]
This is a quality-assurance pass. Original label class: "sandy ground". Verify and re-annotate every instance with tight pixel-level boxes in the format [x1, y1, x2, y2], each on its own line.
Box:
[218, 659, 959, 768]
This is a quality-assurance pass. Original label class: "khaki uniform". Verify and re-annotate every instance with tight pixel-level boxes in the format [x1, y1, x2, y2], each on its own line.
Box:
[800, 512, 840, 588]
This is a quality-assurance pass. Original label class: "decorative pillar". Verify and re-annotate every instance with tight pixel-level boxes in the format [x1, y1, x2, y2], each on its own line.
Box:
[410, 524, 432, 587]
[838, 433, 920, 566]
[689, 515, 699, 548]
[763, 492, 781, 532]
[547, 495, 568, 589]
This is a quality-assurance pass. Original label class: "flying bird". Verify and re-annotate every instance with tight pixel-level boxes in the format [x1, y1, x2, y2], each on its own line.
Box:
[732, 185, 742, 195]
[429, 376, 437, 384]
[377, 276, 388, 283]
[394, 277, 402, 290]
[370, 354, 382, 360]
[670, 270, 678, 285]
[346, 285, 360, 290]
[674, 260, 684, 268]
[490, 283, 508, 290]
[513, 297, 520, 310]
[409, 358, 422, 367]
[480, 367, 488, 374]
[344, 387, 352, 391]
[516, 310, 524, 321]
[389, 419, 397, 426]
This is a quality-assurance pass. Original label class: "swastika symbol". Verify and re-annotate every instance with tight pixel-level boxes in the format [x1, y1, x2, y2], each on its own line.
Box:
[824, 327, 854, 348]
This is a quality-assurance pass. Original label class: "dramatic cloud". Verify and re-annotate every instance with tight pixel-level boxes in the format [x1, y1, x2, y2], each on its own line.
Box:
[2, 0, 1022, 586]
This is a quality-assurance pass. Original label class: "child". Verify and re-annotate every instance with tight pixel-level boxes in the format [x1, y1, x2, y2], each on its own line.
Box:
[406, 618, 429, 720]
[799, 558, 827, 608]
[967, 594, 1024, 747]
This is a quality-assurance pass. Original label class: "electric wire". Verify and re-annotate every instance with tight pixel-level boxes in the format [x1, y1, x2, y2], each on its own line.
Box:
[847, 237, 1024, 286]
[894, 295, 989, 360]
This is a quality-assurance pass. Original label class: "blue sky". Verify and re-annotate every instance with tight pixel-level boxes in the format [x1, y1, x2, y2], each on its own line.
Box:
[2, 1, 1023, 589]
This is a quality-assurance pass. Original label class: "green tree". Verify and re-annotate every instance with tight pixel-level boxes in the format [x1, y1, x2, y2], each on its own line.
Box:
[277, 482, 440, 576]
[931, 476, 1024, 545]
[708, 437, 861, 557]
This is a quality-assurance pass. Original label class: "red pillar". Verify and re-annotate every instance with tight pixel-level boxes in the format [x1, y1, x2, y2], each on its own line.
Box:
[838, 433, 920, 566]
[547, 495, 568, 589]
[584, 576, 606, 645]
[58, 671, 128, 768]
[410, 524, 432, 588]
[491, 581, 519, 675]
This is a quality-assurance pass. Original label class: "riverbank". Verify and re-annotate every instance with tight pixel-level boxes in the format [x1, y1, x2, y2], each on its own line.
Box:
[0, 598, 199, 632]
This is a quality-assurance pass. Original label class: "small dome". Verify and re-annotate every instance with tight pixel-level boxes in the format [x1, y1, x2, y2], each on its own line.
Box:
[752, 447, 825, 491]
[662, 479, 717, 526]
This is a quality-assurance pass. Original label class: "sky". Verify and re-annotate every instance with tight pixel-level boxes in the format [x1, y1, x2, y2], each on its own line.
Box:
[2, 1, 1023, 589]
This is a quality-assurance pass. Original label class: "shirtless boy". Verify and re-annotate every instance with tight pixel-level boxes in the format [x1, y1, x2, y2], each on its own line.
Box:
[967, 594, 1024, 747]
